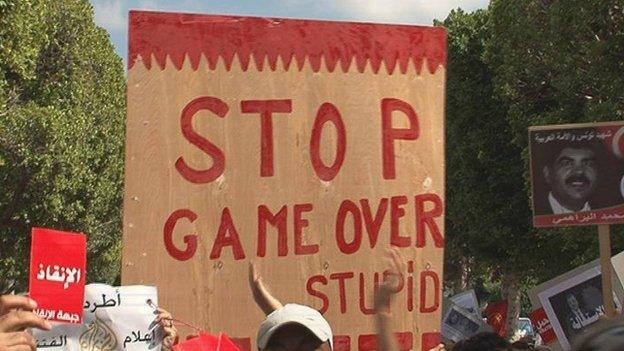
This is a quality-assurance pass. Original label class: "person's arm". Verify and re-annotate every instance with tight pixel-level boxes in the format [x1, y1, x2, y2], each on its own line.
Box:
[373, 248, 404, 351]
[0, 295, 51, 351]
[374, 280, 398, 351]
[249, 263, 283, 315]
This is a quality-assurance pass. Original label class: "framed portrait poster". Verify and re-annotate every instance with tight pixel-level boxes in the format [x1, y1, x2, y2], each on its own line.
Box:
[529, 121, 624, 227]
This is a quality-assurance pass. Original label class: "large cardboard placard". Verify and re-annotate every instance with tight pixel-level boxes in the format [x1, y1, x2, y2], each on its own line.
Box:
[123, 11, 446, 351]
[529, 121, 624, 227]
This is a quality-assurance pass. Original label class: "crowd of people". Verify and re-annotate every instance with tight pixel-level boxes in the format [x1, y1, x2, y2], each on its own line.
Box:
[0, 250, 622, 351]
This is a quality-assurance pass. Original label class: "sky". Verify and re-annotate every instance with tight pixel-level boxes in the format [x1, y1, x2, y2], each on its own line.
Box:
[90, 0, 489, 67]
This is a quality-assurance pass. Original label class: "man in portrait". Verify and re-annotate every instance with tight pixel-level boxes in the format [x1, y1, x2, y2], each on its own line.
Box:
[531, 128, 623, 216]
[541, 142, 598, 214]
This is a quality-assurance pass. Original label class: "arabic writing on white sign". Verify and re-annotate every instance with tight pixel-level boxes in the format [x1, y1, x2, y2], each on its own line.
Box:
[34, 284, 161, 351]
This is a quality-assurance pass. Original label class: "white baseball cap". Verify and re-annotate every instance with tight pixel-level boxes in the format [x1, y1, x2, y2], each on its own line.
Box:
[257, 304, 333, 350]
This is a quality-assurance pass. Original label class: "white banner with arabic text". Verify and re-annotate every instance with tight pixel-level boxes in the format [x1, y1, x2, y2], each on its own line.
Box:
[33, 284, 162, 351]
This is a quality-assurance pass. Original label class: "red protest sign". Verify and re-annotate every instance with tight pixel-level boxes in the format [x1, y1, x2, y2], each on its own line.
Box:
[529, 308, 557, 344]
[29, 227, 86, 323]
[485, 299, 508, 338]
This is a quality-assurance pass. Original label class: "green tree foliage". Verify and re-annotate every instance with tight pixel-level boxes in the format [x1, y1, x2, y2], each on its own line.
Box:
[488, 0, 624, 274]
[440, 9, 537, 333]
[0, 0, 125, 291]
[442, 8, 534, 288]
[442, 2, 624, 332]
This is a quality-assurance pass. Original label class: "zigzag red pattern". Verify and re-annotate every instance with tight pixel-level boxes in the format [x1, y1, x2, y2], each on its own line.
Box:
[129, 11, 446, 75]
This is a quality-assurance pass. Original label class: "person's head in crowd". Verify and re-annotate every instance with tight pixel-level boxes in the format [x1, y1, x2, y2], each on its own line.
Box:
[572, 317, 624, 351]
[451, 332, 510, 351]
[510, 340, 531, 350]
[257, 304, 333, 351]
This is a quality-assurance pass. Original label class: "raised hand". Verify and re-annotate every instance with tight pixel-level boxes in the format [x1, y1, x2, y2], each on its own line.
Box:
[374, 248, 406, 315]
[155, 308, 178, 351]
[0, 295, 51, 351]
[249, 262, 283, 315]
[0, 295, 51, 332]
[373, 248, 407, 351]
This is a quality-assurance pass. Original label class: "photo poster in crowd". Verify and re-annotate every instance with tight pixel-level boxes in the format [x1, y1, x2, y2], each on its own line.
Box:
[32, 284, 161, 351]
[123, 10, 446, 351]
[529, 260, 624, 350]
[29, 227, 87, 324]
[440, 300, 487, 343]
[610, 249, 624, 290]
[528, 121, 624, 228]
[449, 289, 480, 320]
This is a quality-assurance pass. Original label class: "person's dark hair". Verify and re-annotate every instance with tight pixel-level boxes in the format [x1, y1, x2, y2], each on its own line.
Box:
[451, 332, 510, 351]
[510, 340, 531, 350]
[571, 317, 624, 351]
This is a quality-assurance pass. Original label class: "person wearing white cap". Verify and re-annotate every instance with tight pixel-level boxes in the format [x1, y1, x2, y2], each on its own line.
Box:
[249, 264, 333, 351]
[256, 304, 333, 351]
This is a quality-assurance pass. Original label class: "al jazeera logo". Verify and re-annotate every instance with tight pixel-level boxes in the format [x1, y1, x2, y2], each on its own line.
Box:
[79, 317, 117, 351]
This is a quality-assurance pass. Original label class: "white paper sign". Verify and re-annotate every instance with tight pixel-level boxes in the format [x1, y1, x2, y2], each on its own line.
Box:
[450, 290, 480, 320]
[34, 284, 161, 351]
[441, 304, 484, 343]
[611, 250, 624, 288]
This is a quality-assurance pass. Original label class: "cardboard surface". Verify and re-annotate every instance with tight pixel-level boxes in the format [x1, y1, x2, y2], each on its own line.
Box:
[123, 11, 446, 350]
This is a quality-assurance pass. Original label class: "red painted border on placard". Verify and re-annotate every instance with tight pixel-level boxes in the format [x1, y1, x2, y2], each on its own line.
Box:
[128, 10, 447, 74]
[421, 332, 441, 351]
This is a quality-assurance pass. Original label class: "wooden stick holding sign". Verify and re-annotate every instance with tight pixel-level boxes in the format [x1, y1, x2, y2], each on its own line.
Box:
[598, 224, 616, 317]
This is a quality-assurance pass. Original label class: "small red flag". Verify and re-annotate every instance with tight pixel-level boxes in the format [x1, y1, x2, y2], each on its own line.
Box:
[29, 227, 86, 323]
[174, 333, 241, 351]
[485, 299, 508, 337]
